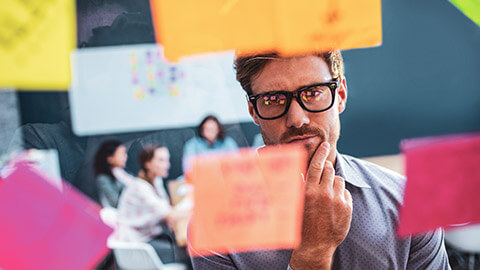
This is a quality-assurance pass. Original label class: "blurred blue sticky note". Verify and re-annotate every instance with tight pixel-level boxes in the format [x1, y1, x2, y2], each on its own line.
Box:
[70, 44, 251, 136]
[450, 0, 480, 27]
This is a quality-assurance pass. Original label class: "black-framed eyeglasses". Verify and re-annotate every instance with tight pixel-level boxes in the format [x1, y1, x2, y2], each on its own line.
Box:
[248, 79, 339, 120]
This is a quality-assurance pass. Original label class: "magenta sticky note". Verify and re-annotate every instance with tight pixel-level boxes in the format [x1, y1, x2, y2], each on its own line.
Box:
[0, 163, 112, 270]
[397, 132, 480, 237]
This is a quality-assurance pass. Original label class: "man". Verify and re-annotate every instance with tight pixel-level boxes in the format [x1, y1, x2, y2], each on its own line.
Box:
[189, 51, 450, 269]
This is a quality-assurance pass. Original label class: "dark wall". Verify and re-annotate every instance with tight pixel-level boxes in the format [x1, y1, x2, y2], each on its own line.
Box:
[338, 0, 480, 157]
[10, 0, 480, 199]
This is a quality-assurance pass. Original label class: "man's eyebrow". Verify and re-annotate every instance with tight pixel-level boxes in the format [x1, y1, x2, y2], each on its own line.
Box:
[253, 82, 287, 93]
[295, 82, 329, 90]
[261, 81, 332, 93]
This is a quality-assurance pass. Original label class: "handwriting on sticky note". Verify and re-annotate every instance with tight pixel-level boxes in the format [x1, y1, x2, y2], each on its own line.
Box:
[397, 132, 480, 237]
[0, 0, 75, 90]
[190, 145, 307, 255]
[215, 181, 270, 226]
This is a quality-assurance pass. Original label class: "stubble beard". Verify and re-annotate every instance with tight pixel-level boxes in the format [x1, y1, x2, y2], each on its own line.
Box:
[260, 125, 330, 164]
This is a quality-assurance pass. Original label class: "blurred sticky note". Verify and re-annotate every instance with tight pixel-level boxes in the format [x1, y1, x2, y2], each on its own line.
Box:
[397, 133, 480, 237]
[190, 144, 307, 255]
[0, 90, 21, 156]
[150, 0, 382, 60]
[450, 0, 480, 27]
[0, 0, 76, 90]
[0, 163, 112, 269]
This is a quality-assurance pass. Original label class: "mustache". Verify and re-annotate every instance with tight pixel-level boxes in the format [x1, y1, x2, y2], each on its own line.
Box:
[279, 126, 325, 143]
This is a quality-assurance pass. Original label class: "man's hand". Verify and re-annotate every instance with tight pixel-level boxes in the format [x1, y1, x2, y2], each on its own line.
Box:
[290, 142, 353, 270]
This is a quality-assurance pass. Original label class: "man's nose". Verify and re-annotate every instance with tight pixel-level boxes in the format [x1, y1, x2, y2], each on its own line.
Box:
[285, 99, 310, 128]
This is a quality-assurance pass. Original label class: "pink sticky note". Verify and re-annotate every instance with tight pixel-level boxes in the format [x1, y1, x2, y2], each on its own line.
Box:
[0, 163, 112, 270]
[397, 132, 480, 237]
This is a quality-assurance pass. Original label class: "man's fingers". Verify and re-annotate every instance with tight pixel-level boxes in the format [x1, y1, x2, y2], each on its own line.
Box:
[345, 188, 352, 200]
[305, 142, 330, 184]
[319, 160, 335, 189]
[344, 188, 353, 208]
[333, 176, 345, 197]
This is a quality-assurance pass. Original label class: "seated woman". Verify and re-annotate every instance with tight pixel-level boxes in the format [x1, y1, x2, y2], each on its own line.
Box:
[93, 140, 132, 208]
[116, 144, 190, 264]
[182, 115, 238, 172]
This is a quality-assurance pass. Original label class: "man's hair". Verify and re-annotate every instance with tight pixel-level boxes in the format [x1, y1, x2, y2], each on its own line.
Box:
[234, 50, 344, 95]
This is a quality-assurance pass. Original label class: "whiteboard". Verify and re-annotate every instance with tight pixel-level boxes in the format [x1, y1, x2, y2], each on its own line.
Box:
[69, 44, 252, 136]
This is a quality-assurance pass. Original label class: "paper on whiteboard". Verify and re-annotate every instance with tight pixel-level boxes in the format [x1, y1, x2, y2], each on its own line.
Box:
[70, 44, 251, 135]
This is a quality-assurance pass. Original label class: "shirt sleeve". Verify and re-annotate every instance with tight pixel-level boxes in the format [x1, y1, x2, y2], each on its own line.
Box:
[406, 229, 451, 270]
[189, 244, 237, 270]
[96, 174, 122, 207]
[137, 182, 172, 225]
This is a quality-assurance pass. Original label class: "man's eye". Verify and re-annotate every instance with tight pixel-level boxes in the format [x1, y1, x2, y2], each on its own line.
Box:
[301, 88, 326, 101]
[262, 94, 286, 105]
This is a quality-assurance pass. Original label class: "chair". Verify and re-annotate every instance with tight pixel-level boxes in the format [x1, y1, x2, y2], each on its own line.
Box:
[108, 239, 187, 270]
[445, 223, 480, 270]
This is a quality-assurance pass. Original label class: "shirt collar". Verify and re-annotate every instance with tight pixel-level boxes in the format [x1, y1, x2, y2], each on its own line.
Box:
[335, 153, 371, 189]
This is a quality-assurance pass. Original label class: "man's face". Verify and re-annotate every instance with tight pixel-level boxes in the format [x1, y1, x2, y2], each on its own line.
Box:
[248, 55, 347, 163]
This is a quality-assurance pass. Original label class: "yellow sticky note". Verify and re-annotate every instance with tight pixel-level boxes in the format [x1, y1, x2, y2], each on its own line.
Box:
[150, 0, 382, 61]
[190, 145, 307, 256]
[0, 0, 76, 90]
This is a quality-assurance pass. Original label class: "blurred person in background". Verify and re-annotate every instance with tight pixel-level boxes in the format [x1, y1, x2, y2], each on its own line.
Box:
[137, 144, 172, 197]
[93, 140, 132, 208]
[182, 115, 238, 172]
[117, 144, 191, 266]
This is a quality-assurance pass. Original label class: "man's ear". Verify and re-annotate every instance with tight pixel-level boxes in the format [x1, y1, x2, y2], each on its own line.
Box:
[337, 76, 348, 114]
[247, 98, 260, 126]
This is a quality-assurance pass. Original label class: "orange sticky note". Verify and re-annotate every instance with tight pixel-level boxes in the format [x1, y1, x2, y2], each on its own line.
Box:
[190, 145, 307, 255]
[275, 0, 382, 55]
[150, 0, 382, 61]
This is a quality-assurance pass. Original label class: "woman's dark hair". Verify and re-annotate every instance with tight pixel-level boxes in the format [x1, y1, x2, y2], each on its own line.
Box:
[197, 115, 225, 141]
[93, 140, 122, 178]
[138, 144, 166, 172]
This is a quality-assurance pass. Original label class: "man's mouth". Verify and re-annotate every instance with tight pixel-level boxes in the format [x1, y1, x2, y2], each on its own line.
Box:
[286, 135, 316, 145]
